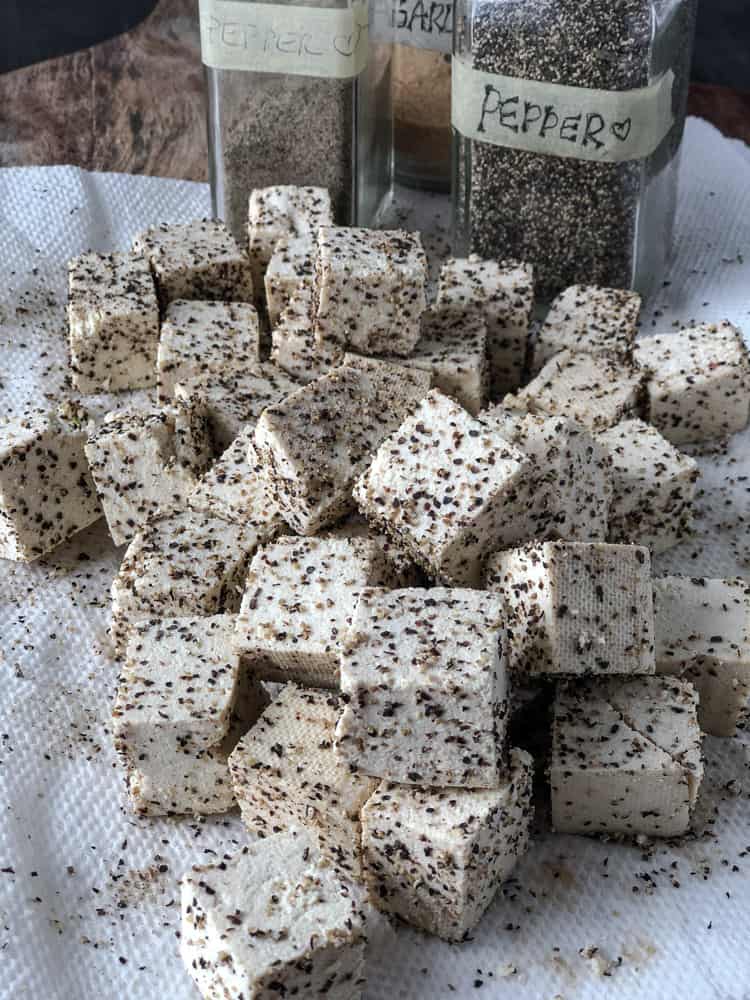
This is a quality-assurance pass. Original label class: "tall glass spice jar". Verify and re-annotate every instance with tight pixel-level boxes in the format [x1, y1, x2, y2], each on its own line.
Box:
[199, 0, 393, 243]
[452, 0, 698, 300]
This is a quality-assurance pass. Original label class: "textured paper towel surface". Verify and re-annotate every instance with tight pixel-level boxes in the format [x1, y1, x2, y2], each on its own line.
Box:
[1, 118, 750, 1000]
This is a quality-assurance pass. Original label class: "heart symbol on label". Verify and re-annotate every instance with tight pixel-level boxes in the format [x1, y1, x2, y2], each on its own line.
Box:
[333, 23, 363, 57]
[611, 118, 632, 142]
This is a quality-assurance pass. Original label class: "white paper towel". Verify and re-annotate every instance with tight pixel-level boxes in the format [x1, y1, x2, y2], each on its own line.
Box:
[2, 117, 750, 1000]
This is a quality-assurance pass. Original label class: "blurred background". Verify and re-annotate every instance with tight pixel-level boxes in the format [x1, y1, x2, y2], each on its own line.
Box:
[1, 0, 748, 181]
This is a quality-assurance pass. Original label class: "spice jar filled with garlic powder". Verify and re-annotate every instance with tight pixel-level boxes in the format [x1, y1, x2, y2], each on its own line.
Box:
[199, 0, 393, 242]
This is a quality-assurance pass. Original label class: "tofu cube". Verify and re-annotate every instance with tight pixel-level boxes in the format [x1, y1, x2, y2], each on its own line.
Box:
[254, 357, 430, 534]
[335, 587, 510, 788]
[271, 283, 343, 384]
[486, 541, 655, 677]
[133, 219, 254, 308]
[175, 362, 301, 452]
[110, 510, 270, 653]
[181, 832, 370, 1000]
[112, 614, 267, 816]
[67, 251, 160, 392]
[551, 676, 703, 837]
[325, 512, 423, 588]
[654, 576, 750, 737]
[437, 256, 534, 399]
[313, 228, 427, 356]
[354, 390, 532, 586]
[248, 185, 333, 294]
[531, 284, 641, 375]
[634, 322, 750, 445]
[596, 418, 698, 553]
[188, 429, 285, 531]
[229, 686, 378, 876]
[156, 300, 261, 402]
[481, 409, 611, 542]
[506, 349, 643, 432]
[361, 748, 533, 941]
[265, 234, 316, 327]
[85, 407, 212, 547]
[234, 536, 394, 688]
[0, 409, 101, 562]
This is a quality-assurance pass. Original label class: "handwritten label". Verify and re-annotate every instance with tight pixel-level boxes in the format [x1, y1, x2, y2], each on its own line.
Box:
[452, 61, 675, 163]
[199, 0, 369, 79]
[371, 0, 453, 53]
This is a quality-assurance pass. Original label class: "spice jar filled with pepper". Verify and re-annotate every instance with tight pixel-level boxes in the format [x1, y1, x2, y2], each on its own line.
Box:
[452, 0, 698, 300]
[200, 0, 393, 243]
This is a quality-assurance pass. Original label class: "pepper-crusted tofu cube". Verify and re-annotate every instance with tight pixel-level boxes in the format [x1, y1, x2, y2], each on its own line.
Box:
[654, 576, 750, 737]
[325, 512, 423, 588]
[437, 256, 534, 399]
[506, 349, 643, 432]
[112, 615, 267, 816]
[271, 283, 344, 384]
[313, 227, 427, 356]
[596, 418, 698, 553]
[175, 362, 301, 452]
[156, 300, 261, 402]
[229, 686, 378, 876]
[0, 409, 101, 562]
[354, 390, 531, 586]
[265, 235, 316, 327]
[634, 322, 750, 445]
[361, 748, 533, 941]
[180, 832, 370, 1000]
[551, 676, 703, 837]
[486, 541, 655, 677]
[531, 285, 641, 375]
[133, 219, 254, 308]
[482, 409, 611, 542]
[335, 587, 510, 788]
[235, 536, 394, 689]
[67, 251, 160, 392]
[254, 358, 430, 535]
[85, 407, 212, 547]
[248, 184, 333, 294]
[110, 510, 271, 653]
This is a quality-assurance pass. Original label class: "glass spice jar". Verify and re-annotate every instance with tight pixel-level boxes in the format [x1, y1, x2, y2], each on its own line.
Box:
[452, 0, 698, 300]
[199, 0, 393, 243]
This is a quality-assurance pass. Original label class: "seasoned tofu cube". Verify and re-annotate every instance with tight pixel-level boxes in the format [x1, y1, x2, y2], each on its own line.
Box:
[271, 283, 343, 384]
[265, 234, 316, 327]
[67, 251, 160, 392]
[354, 390, 532, 586]
[180, 831, 370, 1000]
[486, 541, 655, 677]
[653, 576, 750, 737]
[437, 255, 534, 399]
[551, 676, 703, 837]
[0, 409, 101, 562]
[634, 322, 750, 445]
[313, 228, 427, 356]
[325, 511, 423, 588]
[133, 219, 253, 308]
[248, 184, 333, 294]
[156, 300, 261, 403]
[335, 587, 510, 788]
[506, 349, 643, 432]
[85, 407, 212, 546]
[234, 536, 394, 688]
[361, 748, 533, 941]
[112, 615, 267, 816]
[188, 430, 284, 531]
[229, 686, 378, 876]
[481, 409, 611, 542]
[254, 357, 430, 534]
[175, 362, 301, 452]
[596, 418, 698, 553]
[110, 510, 271, 653]
[531, 284, 641, 375]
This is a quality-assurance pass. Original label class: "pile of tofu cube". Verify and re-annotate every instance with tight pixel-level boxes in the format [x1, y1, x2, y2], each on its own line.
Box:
[1, 185, 750, 998]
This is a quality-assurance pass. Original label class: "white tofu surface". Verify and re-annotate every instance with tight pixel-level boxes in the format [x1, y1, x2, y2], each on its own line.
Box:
[271, 283, 343, 384]
[265, 234, 316, 327]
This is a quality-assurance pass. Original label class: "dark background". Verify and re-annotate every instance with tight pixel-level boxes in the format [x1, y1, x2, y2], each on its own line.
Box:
[1, 0, 749, 89]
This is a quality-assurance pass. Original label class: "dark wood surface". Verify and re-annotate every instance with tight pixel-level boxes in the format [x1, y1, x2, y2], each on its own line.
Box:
[1, 0, 749, 182]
